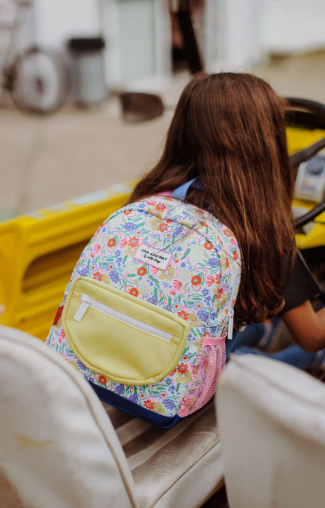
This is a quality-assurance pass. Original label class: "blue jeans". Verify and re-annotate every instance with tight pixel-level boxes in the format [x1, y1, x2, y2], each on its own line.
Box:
[226, 323, 317, 371]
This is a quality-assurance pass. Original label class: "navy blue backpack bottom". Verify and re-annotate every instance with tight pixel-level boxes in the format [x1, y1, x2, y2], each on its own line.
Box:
[89, 381, 183, 428]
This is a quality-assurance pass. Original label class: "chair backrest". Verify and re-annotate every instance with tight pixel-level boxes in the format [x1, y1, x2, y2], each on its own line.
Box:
[217, 354, 325, 508]
[0, 325, 138, 508]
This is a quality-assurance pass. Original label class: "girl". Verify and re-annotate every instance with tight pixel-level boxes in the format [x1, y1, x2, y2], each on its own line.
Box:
[128, 72, 325, 366]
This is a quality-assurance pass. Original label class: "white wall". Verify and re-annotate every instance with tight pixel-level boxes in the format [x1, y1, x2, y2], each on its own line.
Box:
[205, 0, 325, 72]
[205, 0, 266, 72]
[34, 0, 100, 48]
[101, 0, 171, 89]
[263, 0, 325, 54]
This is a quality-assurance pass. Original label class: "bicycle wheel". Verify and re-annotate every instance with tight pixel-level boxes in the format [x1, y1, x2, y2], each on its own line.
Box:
[8, 45, 68, 115]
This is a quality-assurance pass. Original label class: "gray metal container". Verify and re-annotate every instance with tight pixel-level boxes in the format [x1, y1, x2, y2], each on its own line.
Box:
[68, 37, 106, 106]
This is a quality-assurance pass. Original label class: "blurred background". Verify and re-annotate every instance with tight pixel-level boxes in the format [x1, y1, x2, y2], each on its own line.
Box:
[1, 0, 325, 220]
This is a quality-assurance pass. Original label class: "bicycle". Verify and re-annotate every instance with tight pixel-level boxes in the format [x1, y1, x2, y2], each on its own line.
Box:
[0, 0, 68, 115]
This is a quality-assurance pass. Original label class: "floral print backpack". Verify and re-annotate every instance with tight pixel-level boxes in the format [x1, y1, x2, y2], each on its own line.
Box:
[46, 179, 241, 427]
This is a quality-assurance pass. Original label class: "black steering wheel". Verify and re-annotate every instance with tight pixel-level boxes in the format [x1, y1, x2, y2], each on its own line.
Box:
[286, 97, 325, 229]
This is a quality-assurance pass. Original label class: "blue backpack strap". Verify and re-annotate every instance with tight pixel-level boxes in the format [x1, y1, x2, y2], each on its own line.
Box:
[171, 177, 200, 201]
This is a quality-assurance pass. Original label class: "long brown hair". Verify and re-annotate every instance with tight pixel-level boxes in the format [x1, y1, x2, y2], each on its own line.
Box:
[129, 72, 295, 326]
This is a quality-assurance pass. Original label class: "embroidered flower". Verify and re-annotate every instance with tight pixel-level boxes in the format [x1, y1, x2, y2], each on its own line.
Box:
[114, 385, 125, 395]
[124, 222, 137, 231]
[200, 222, 209, 227]
[177, 363, 188, 374]
[215, 287, 224, 299]
[198, 309, 209, 322]
[191, 275, 201, 286]
[130, 287, 139, 297]
[124, 210, 132, 215]
[119, 238, 127, 248]
[128, 236, 139, 248]
[143, 399, 154, 410]
[158, 222, 169, 233]
[109, 270, 119, 283]
[179, 267, 192, 283]
[93, 271, 102, 281]
[177, 310, 189, 321]
[138, 280, 151, 294]
[233, 250, 239, 260]
[148, 295, 158, 305]
[107, 238, 116, 248]
[128, 393, 138, 404]
[173, 280, 182, 291]
[155, 203, 166, 212]
[204, 241, 213, 250]
[99, 376, 107, 385]
[77, 359, 87, 371]
[163, 398, 175, 410]
[208, 258, 220, 268]
[137, 267, 147, 276]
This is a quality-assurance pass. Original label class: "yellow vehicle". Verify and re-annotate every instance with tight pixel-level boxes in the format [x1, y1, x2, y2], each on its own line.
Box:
[287, 98, 325, 284]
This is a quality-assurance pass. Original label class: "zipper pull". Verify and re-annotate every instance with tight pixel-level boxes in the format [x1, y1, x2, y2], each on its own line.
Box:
[74, 294, 90, 322]
[227, 308, 234, 340]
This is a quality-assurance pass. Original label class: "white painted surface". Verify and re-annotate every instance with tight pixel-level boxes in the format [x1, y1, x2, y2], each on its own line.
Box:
[101, 0, 171, 88]
[263, 0, 325, 54]
[204, 0, 266, 71]
[34, 0, 100, 47]
[118, 0, 155, 81]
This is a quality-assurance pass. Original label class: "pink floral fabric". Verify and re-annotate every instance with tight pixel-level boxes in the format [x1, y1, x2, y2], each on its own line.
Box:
[46, 195, 241, 418]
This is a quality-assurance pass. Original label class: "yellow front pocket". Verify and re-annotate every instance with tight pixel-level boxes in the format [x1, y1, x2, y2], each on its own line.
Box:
[62, 277, 191, 385]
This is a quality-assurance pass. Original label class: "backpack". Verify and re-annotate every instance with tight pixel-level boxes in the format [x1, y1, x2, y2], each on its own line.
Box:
[46, 180, 241, 427]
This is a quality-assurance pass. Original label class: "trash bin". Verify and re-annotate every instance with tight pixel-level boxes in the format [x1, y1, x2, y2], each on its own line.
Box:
[68, 37, 106, 107]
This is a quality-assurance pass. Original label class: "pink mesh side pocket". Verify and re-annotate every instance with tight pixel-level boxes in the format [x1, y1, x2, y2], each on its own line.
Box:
[178, 335, 226, 417]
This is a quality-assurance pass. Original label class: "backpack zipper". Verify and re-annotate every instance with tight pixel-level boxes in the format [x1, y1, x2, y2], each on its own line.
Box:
[227, 308, 234, 340]
[73, 293, 174, 344]
[226, 262, 237, 340]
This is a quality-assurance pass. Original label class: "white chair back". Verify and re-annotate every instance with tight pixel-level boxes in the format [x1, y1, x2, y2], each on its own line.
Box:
[217, 354, 325, 508]
[0, 325, 137, 508]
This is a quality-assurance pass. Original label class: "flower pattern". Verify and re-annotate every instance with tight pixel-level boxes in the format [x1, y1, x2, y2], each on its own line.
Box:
[46, 195, 241, 418]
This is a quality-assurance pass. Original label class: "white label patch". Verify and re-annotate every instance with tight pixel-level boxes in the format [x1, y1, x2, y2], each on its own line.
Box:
[134, 244, 172, 270]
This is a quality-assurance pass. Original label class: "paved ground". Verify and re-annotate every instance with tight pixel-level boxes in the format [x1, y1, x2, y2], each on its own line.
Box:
[1, 51, 325, 220]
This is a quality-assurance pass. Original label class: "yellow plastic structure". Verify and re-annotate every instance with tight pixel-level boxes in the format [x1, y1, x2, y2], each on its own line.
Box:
[287, 127, 325, 250]
[0, 182, 136, 340]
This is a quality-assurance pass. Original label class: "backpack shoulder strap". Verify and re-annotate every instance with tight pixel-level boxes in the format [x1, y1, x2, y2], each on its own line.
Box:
[170, 177, 204, 201]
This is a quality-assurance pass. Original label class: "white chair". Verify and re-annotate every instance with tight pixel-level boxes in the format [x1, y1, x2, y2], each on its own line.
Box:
[0, 325, 224, 508]
[217, 354, 325, 508]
